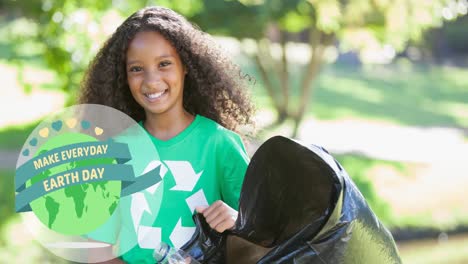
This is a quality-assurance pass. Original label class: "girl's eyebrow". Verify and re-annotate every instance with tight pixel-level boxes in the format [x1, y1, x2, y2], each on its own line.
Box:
[126, 55, 175, 65]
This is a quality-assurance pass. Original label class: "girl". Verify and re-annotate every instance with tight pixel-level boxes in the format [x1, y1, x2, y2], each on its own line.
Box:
[80, 6, 255, 263]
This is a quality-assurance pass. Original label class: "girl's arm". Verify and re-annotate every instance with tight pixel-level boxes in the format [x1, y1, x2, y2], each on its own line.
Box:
[195, 130, 249, 232]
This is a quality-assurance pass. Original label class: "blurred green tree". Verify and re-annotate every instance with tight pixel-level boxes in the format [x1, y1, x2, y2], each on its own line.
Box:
[187, 0, 462, 136]
[3, 0, 202, 104]
[4, 0, 463, 135]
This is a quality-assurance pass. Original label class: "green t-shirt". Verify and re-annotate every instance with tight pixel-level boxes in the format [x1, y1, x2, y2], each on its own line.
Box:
[94, 115, 249, 263]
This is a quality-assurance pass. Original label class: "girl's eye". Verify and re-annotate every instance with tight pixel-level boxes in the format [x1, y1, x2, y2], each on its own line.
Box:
[129, 66, 143, 72]
[160, 61, 171, 67]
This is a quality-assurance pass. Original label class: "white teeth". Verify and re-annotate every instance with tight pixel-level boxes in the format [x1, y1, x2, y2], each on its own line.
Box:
[145, 91, 165, 99]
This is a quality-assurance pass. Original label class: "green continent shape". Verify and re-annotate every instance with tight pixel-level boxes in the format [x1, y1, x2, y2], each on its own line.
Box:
[91, 181, 108, 198]
[45, 196, 60, 228]
[108, 199, 118, 215]
[64, 184, 89, 218]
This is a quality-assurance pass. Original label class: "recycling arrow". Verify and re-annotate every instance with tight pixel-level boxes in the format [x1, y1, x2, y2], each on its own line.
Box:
[185, 189, 209, 214]
[165, 161, 203, 192]
[169, 218, 196, 249]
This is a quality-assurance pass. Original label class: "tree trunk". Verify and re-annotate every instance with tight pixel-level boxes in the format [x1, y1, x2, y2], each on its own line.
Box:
[291, 28, 327, 138]
[253, 50, 281, 113]
[278, 30, 290, 124]
[253, 29, 333, 135]
[254, 39, 289, 126]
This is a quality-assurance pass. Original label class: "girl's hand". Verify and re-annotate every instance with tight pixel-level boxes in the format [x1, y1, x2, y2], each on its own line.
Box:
[195, 200, 238, 233]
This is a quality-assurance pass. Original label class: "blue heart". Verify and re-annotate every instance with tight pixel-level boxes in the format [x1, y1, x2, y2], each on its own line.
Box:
[22, 149, 29, 156]
[29, 138, 37, 146]
[52, 120, 63, 131]
[81, 120, 90, 130]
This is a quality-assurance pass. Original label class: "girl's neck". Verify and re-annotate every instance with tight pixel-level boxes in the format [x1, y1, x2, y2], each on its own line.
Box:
[144, 110, 195, 141]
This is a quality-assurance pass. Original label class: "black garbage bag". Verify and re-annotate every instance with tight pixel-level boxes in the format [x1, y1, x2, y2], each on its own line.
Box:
[182, 136, 401, 263]
[181, 213, 227, 263]
[231, 136, 401, 263]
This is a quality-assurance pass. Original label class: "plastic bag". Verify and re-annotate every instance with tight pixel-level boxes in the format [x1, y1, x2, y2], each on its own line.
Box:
[183, 136, 401, 263]
[181, 213, 226, 263]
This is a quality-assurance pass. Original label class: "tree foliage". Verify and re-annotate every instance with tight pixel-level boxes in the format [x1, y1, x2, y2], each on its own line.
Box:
[3, 0, 464, 134]
[185, 0, 462, 136]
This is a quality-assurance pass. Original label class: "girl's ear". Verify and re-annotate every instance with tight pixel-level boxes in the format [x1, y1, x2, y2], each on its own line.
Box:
[184, 65, 188, 75]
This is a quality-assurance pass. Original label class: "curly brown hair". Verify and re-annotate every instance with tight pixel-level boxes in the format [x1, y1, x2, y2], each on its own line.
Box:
[80, 6, 255, 134]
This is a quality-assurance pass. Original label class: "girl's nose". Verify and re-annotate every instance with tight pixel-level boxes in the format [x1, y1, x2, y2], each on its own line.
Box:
[144, 71, 163, 89]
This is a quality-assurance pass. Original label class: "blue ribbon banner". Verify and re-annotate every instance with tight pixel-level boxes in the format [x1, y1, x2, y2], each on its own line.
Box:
[15, 141, 161, 212]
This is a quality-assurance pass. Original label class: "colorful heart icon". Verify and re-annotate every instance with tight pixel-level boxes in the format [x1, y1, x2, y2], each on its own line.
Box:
[66, 118, 77, 128]
[39, 128, 49, 138]
[81, 120, 90, 130]
[22, 149, 29, 156]
[29, 138, 37, 146]
[52, 120, 63, 131]
[95, 127, 104, 136]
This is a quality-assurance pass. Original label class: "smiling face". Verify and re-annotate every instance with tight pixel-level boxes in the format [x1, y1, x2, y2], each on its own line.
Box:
[126, 31, 186, 119]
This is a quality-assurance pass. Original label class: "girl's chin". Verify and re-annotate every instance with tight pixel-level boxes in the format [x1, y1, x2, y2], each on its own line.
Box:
[143, 107, 168, 116]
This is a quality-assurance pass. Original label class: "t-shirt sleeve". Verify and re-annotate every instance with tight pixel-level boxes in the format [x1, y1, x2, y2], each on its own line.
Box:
[216, 130, 249, 210]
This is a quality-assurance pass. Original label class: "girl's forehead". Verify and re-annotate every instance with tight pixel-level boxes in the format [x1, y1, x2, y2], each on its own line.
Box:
[127, 31, 178, 56]
[130, 31, 168, 47]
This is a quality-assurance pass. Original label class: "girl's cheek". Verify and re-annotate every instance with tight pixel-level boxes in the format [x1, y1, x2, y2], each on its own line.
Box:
[128, 75, 141, 86]
[169, 72, 184, 84]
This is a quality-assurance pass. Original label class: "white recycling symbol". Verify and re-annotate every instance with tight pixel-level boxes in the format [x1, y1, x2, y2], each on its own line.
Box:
[130, 160, 209, 249]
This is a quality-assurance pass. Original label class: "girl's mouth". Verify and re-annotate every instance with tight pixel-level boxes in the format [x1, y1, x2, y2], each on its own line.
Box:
[144, 89, 168, 100]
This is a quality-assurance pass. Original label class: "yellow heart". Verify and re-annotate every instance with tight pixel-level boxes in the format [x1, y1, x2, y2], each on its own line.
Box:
[66, 118, 77, 128]
[39, 127, 49, 138]
[95, 127, 104, 136]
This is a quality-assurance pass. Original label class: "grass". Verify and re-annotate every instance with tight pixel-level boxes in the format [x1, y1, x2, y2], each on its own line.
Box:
[335, 154, 410, 227]
[336, 153, 468, 230]
[391, 211, 468, 231]
[242, 57, 468, 129]
[398, 233, 468, 263]
[0, 170, 16, 238]
[0, 121, 41, 150]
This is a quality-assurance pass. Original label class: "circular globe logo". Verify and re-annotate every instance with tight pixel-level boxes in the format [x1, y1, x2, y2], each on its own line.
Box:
[27, 132, 121, 235]
[15, 104, 163, 263]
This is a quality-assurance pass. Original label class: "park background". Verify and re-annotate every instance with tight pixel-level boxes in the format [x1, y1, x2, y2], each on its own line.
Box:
[0, 0, 467, 263]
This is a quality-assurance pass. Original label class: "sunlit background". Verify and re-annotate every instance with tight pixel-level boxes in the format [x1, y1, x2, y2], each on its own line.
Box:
[1, 0, 467, 263]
